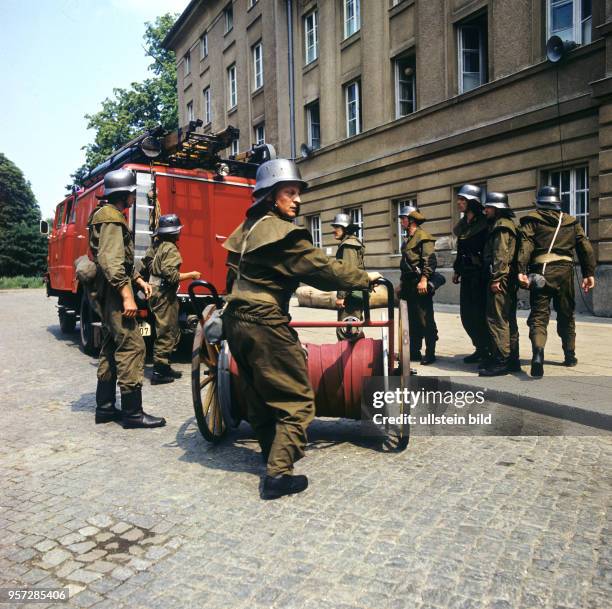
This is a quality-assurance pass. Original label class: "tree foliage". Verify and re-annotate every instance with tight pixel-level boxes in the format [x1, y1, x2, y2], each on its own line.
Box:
[73, 13, 178, 184]
[0, 153, 47, 277]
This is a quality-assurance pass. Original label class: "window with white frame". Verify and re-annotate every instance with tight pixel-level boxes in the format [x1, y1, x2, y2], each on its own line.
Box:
[344, 0, 360, 39]
[304, 10, 318, 64]
[186, 101, 194, 122]
[184, 52, 191, 76]
[227, 64, 237, 109]
[547, 0, 591, 44]
[249, 0, 258, 7]
[231, 138, 239, 156]
[309, 215, 322, 248]
[345, 80, 361, 138]
[224, 4, 233, 33]
[254, 123, 265, 145]
[343, 206, 363, 241]
[395, 198, 416, 253]
[203, 87, 212, 125]
[457, 13, 488, 94]
[200, 33, 208, 59]
[544, 166, 589, 234]
[395, 54, 416, 118]
[306, 100, 320, 150]
[252, 42, 263, 90]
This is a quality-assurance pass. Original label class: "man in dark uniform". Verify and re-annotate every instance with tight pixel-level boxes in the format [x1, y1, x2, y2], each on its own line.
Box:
[452, 184, 489, 364]
[517, 186, 596, 377]
[479, 192, 520, 377]
[88, 169, 166, 429]
[332, 213, 366, 341]
[399, 207, 438, 365]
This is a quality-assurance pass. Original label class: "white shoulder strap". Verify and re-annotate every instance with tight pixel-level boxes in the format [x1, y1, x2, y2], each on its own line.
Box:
[543, 212, 563, 276]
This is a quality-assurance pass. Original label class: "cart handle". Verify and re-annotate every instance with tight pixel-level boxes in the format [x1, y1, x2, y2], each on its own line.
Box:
[188, 280, 223, 318]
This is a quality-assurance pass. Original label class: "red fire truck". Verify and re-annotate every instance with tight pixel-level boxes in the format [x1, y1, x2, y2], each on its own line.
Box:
[42, 123, 272, 353]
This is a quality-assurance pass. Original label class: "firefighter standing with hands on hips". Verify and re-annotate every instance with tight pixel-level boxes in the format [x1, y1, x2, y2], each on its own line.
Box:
[398, 205, 439, 365]
[223, 159, 381, 500]
[452, 184, 489, 364]
[517, 186, 596, 377]
[88, 169, 166, 429]
[332, 213, 366, 341]
[140, 214, 201, 385]
[480, 192, 520, 377]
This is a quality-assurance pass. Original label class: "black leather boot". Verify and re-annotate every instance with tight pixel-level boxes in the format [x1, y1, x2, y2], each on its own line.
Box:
[479, 358, 509, 377]
[168, 366, 183, 379]
[151, 364, 175, 385]
[564, 351, 578, 367]
[507, 349, 521, 372]
[530, 348, 544, 378]
[262, 474, 308, 500]
[95, 379, 120, 424]
[421, 341, 436, 365]
[121, 388, 166, 429]
[409, 349, 422, 362]
[463, 350, 482, 364]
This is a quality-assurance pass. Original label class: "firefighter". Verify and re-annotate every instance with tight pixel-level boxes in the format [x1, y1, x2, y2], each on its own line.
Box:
[399, 206, 438, 365]
[479, 192, 520, 377]
[140, 214, 201, 385]
[332, 213, 366, 341]
[452, 184, 489, 364]
[88, 169, 166, 429]
[517, 186, 596, 378]
[223, 159, 380, 499]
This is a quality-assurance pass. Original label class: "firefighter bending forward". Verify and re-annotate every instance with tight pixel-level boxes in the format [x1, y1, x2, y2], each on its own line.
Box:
[88, 169, 166, 429]
[222, 159, 380, 500]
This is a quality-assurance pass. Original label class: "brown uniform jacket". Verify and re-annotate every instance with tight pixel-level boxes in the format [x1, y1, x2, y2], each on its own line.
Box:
[517, 210, 595, 276]
[223, 212, 370, 325]
[482, 216, 518, 283]
[140, 241, 182, 291]
[400, 227, 437, 282]
[335, 235, 365, 299]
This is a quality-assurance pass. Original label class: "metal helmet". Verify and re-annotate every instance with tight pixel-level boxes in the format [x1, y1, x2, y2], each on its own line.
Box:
[155, 214, 182, 236]
[99, 169, 137, 198]
[250, 159, 308, 211]
[398, 204, 417, 217]
[536, 185, 562, 210]
[457, 184, 482, 204]
[484, 191, 510, 210]
[331, 213, 351, 228]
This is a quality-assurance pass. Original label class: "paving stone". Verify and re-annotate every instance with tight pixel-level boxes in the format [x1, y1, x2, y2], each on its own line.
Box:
[86, 514, 114, 529]
[120, 527, 144, 542]
[68, 541, 96, 555]
[41, 547, 72, 567]
[111, 565, 136, 581]
[76, 549, 107, 563]
[110, 522, 132, 535]
[89, 559, 116, 574]
[95, 532, 114, 543]
[67, 568, 102, 584]
[70, 589, 103, 608]
[78, 526, 100, 537]
[127, 557, 152, 571]
[55, 559, 83, 578]
[34, 539, 58, 552]
[59, 532, 86, 546]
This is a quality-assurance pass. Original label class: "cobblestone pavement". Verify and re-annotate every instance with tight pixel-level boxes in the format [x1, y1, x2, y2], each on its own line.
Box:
[0, 289, 610, 609]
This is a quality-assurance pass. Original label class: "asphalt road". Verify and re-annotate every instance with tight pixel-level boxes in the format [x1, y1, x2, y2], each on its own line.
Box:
[0, 289, 610, 609]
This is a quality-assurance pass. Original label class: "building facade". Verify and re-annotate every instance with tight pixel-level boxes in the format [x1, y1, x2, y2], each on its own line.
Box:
[164, 0, 612, 316]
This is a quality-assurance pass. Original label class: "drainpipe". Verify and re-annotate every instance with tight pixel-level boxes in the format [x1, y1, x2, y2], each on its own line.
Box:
[286, 0, 296, 160]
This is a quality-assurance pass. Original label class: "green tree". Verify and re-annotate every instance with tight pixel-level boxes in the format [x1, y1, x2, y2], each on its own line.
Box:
[73, 13, 178, 184]
[0, 153, 47, 277]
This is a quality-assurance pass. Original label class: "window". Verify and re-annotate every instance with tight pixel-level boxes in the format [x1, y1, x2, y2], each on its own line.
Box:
[249, 0, 258, 7]
[309, 215, 322, 248]
[547, 0, 591, 44]
[304, 10, 318, 64]
[345, 80, 361, 138]
[224, 4, 233, 33]
[254, 123, 265, 145]
[395, 198, 416, 252]
[457, 13, 488, 94]
[65, 197, 76, 224]
[395, 54, 416, 118]
[344, 206, 363, 241]
[544, 166, 589, 234]
[252, 42, 263, 90]
[200, 33, 208, 59]
[184, 52, 191, 77]
[231, 138, 239, 156]
[55, 203, 64, 229]
[203, 87, 212, 125]
[227, 64, 237, 109]
[186, 101, 194, 122]
[306, 100, 321, 150]
[344, 0, 361, 39]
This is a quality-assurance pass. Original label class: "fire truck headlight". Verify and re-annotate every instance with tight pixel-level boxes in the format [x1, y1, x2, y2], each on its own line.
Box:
[216, 163, 230, 177]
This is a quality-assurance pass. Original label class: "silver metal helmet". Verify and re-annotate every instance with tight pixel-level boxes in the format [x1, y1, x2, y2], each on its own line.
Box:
[484, 191, 510, 210]
[536, 186, 562, 210]
[398, 204, 417, 217]
[99, 169, 137, 198]
[457, 184, 482, 204]
[250, 159, 308, 211]
[331, 213, 351, 228]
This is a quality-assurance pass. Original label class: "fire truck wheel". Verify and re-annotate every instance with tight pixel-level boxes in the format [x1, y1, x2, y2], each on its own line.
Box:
[80, 294, 99, 356]
[191, 305, 226, 442]
[59, 310, 77, 334]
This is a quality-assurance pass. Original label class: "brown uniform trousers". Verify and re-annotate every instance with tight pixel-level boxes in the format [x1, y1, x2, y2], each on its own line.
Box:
[223, 212, 370, 477]
[335, 235, 366, 341]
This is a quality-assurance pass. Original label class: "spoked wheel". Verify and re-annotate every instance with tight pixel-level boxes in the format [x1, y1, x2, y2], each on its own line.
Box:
[191, 304, 226, 442]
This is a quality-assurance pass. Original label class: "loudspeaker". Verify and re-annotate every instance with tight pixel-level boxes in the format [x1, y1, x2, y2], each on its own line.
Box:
[546, 35, 577, 63]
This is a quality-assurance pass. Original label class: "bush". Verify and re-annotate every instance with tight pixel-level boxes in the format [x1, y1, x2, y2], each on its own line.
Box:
[0, 276, 44, 289]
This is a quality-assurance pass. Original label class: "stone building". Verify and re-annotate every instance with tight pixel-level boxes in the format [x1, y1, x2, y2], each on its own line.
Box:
[164, 0, 612, 315]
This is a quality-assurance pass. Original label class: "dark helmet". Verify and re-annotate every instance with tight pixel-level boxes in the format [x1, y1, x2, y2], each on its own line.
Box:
[484, 191, 510, 210]
[457, 184, 482, 204]
[155, 214, 182, 236]
[536, 185, 562, 210]
[250, 159, 308, 213]
[398, 204, 417, 217]
[97, 169, 137, 199]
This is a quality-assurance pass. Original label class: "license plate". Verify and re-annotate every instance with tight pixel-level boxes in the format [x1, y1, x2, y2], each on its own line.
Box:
[139, 321, 151, 337]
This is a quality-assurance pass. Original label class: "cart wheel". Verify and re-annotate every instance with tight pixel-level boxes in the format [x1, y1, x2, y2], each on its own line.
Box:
[191, 304, 226, 442]
[398, 299, 411, 377]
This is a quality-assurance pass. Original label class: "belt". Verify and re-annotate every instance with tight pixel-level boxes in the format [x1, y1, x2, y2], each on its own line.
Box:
[231, 278, 286, 307]
[533, 253, 573, 264]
